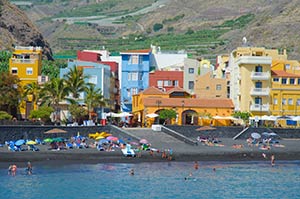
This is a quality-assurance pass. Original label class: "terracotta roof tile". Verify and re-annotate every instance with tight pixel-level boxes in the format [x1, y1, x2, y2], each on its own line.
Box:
[271, 70, 300, 77]
[141, 86, 165, 95]
[167, 87, 190, 95]
[143, 98, 234, 108]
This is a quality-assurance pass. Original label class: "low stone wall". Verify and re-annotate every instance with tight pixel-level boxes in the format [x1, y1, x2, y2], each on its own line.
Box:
[0, 125, 111, 143]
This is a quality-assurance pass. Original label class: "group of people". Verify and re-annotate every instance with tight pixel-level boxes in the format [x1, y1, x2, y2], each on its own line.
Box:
[8, 162, 32, 176]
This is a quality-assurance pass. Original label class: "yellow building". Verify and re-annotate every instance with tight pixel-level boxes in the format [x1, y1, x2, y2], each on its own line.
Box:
[194, 71, 227, 99]
[132, 86, 234, 127]
[9, 46, 43, 119]
[229, 46, 300, 126]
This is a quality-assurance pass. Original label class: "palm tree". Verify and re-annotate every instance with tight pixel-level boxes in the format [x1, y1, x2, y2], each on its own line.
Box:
[39, 78, 69, 124]
[84, 83, 106, 120]
[23, 82, 40, 109]
[64, 66, 87, 102]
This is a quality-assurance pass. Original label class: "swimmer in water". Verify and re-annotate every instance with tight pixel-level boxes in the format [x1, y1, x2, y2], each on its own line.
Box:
[194, 161, 199, 170]
[184, 172, 193, 180]
[26, 162, 33, 175]
[129, 168, 134, 175]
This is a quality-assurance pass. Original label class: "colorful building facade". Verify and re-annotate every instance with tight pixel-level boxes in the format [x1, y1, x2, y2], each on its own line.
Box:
[120, 49, 152, 112]
[149, 70, 183, 92]
[9, 46, 43, 119]
[132, 87, 234, 127]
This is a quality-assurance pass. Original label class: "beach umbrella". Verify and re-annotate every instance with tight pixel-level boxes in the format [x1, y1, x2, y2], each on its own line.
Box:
[118, 139, 126, 144]
[139, 139, 148, 144]
[130, 141, 139, 146]
[146, 113, 159, 118]
[52, 137, 64, 142]
[44, 128, 67, 134]
[251, 132, 261, 139]
[262, 132, 270, 137]
[98, 138, 109, 145]
[15, 139, 25, 146]
[196, 126, 216, 131]
[269, 132, 279, 137]
[26, 140, 37, 145]
[43, 138, 53, 143]
[106, 136, 118, 142]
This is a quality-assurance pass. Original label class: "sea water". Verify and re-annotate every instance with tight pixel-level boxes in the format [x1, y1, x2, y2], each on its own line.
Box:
[0, 161, 299, 199]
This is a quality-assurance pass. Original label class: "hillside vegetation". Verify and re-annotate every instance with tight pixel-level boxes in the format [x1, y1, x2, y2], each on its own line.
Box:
[9, 0, 300, 60]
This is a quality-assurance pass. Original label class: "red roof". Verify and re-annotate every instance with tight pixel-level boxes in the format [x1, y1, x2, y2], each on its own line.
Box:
[141, 86, 165, 95]
[271, 70, 300, 77]
[120, 49, 151, 55]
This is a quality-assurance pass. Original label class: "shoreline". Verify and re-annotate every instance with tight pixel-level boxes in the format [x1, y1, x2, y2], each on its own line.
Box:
[0, 148, 299, 169]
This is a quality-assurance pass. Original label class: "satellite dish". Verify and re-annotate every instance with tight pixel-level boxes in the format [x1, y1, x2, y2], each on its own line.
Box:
[242, 37, 247, 45]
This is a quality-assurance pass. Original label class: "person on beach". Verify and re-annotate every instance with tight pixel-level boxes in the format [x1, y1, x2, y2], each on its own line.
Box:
[194, 161, 199, 170]
[26, 162, 33, 175]
[168, 148, 173, 161]
[262, 153, 267, 159]
[271, 154, 275, 166]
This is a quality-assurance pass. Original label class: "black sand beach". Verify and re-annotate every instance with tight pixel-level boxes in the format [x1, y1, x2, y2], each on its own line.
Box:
[1, 137, 299, 169]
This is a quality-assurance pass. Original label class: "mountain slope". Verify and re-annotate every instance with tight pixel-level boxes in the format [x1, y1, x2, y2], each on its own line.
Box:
[12, 0, 300, 60]
[0, 0, 53, 60]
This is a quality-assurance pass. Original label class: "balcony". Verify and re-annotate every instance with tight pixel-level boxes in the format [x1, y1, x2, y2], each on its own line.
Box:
[251, 71, 270, 80]
[11, 58, 36, 64]
[250, 103, 270, 112]
[250, 87, 270, 96]
[236, 56, 272, 65]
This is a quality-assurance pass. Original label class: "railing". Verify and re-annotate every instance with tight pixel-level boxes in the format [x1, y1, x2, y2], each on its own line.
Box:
[250, 103, 270, 112]
[15, 46, 42, 51]
[250, 87, 270, 96]
[11, 59, 36, 64]
[251, 71, 270, 80]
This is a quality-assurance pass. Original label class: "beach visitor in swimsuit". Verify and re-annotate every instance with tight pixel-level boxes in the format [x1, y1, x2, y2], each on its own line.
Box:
[26, 162, 33, 175]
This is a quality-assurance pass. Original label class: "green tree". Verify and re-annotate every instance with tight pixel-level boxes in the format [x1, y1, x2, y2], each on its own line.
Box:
[0, 72, 21, 116]
[159, 109, 177, 124]
[69, 104, 88, 123]
[0, 51, 11, 73]
[64, 66, 87, 102]
[23, 82, 41, 109]
[0, 111, 12, 120]
[84, 84, 107, 120]
[232, 111, 251, 123]
[39, 78, 69, 124]
[42, 60, 67, 79]
[29, 106, 54, 123]
[153, 23, 163, 32]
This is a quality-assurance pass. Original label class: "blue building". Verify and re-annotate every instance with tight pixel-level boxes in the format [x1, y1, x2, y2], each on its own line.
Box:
[120, 49, 152, 112]
[60, 60, 111, 119]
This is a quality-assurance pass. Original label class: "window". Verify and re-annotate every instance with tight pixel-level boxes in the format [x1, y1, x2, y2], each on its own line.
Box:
[173, 80, 178, 86]
[132, 88, 138, 95]
[188, 81, 194, 89]
[26, 67, 33, 75]
[164, 80, 172, 86]
[130, 55, 139, 64]
[282, 78, 287, 84]
[290, 78, 295, 85]
[282, 98, 287, 105]
[298, 78, 300, 85]
[188, 68, 194, 74]
[127, 89, 130, 97]
[255, 65, 263, 72]
[216, 84, 222, 90]
[273, 78, 279, 82]
[88, 75, 97, 85]
[255, 81, 262, 88]
[274, 98, 278, 105]
[288, 98, 293, 105]
[297, 99, 300, 106]
[157, 80, 163, 87]
[128, 72, 138, 81]
[285, 64, 290, 70]
[11, 68, 18, 74]
[255, 97, 262, 105]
